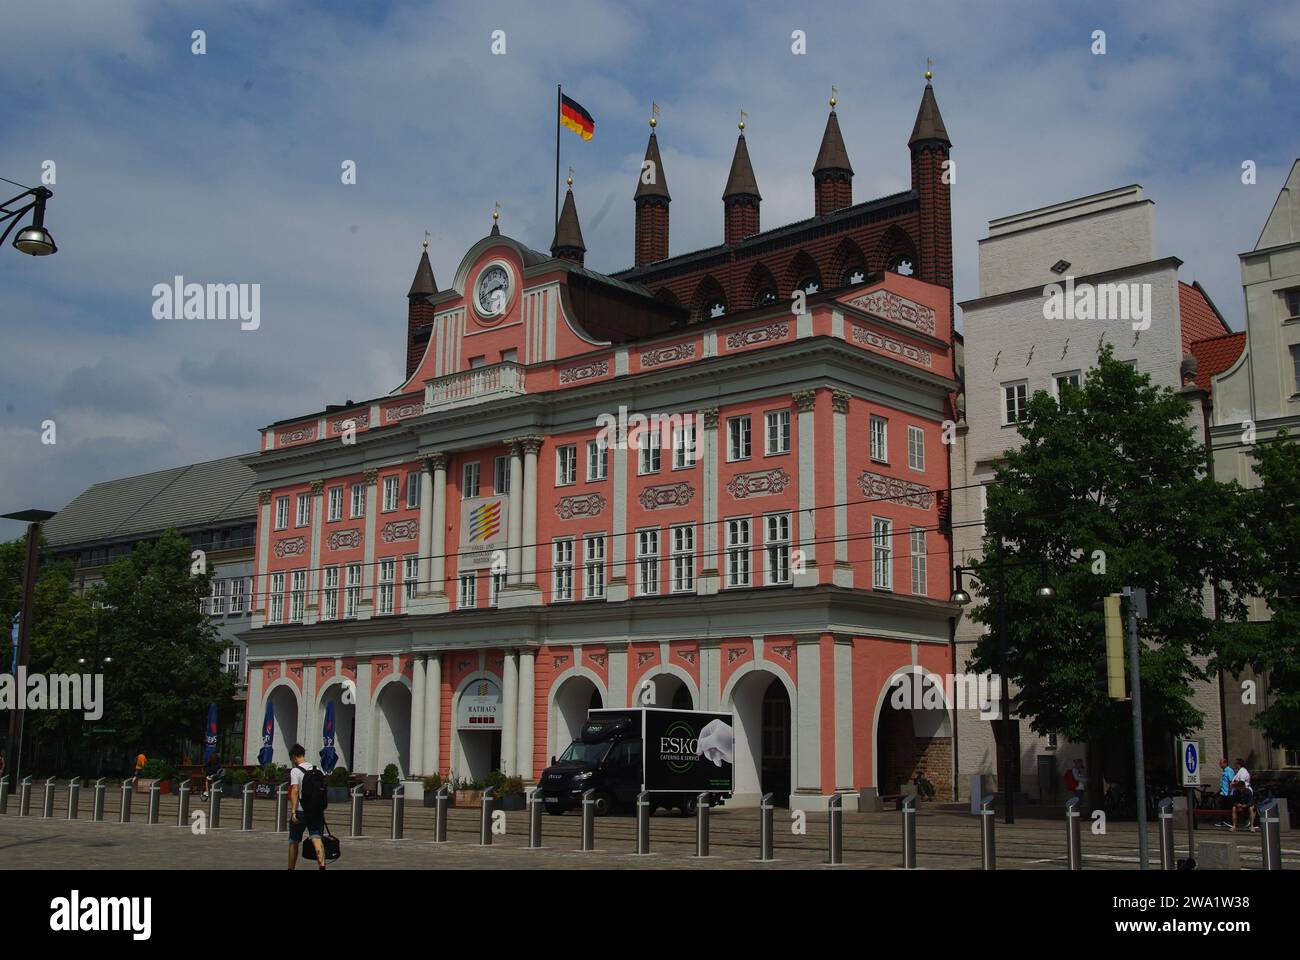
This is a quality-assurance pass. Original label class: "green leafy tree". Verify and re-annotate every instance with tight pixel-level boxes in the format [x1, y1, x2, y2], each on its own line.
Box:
[967, 348, 1248, 786]
[1215, 430, 1300, 750]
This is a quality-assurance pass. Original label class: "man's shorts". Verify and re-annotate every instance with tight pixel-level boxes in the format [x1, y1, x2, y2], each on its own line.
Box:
[289, 816, 324, 844]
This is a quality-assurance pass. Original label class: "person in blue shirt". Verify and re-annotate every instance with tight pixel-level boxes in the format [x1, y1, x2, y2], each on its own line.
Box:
[1217, 758, 1236, 826]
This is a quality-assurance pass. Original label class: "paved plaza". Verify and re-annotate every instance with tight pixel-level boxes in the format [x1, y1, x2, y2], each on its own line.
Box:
[0, 787, 1292, 870]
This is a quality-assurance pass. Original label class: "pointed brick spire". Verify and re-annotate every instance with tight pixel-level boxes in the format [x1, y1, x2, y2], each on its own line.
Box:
[909, 81, 951, 147]
[635, 124, 671, 266]
[723, 131, 761, 201]
[551, 185, 586, 264]
[813, 104, 853, 216]
[635, 130, 671, 201]
[407, 248, 437, 299]
[813, 108, 853, 177]
[723, 123, 760, 245]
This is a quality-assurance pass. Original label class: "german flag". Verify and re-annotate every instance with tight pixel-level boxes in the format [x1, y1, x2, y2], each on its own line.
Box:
[560, 94, 595, 141]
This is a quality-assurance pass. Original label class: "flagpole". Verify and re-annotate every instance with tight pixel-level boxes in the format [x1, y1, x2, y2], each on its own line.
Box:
[555, 83, 561, 228]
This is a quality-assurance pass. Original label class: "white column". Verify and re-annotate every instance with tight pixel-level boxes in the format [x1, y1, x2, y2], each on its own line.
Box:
[429, 454, 448, 612]
[517, 650, 535, 780]
[244, 664, 264, 763]
[354, 661, 373, 773]
[303, 664, 318, 757]
[410, 655, 426, 777]
[831, 391, 853, 588]
[792, 634, 823, 806]
[417, 456, 435, 596]
[699, 408, 720, 595]
[607, 645, 628, 708]
[502, 651, 519, 775]
[253, 491, 272, 628]
[426, 654, 442, 776]
[833, 638, 854, 793]
[508, 441, 524, 583]
[306, 481, 324, 624]
[793, 390, 818, 587]
[609, 419, 629, 602]
[360, 469, 378, 620]
[521, 437, 541, 586]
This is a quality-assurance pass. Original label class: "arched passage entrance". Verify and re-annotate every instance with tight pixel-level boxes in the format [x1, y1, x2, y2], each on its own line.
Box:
[549, 674, 603, 762]
[875, 670, 952, 797]
[373, 681, 411, 778]
[647, 672, 695, 710]
[318, 683, 356, 773]
[455, 676, 503, 782]
[726, 669, 792, 806]
[266, 684, 300, 766]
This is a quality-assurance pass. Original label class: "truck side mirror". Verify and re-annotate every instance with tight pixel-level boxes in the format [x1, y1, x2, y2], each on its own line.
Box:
[550, 756, 556, 766]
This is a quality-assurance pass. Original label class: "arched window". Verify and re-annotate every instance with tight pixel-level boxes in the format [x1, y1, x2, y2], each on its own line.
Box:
[753, 288, 777, 307]
[887, 255, 915, 277]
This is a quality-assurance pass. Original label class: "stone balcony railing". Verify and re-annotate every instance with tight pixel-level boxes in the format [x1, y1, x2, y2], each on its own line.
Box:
[424, 361, 526, 412]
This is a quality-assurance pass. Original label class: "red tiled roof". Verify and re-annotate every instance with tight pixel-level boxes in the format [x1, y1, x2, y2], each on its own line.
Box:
[1180, 281, 1230, 354]
[1189, 331, 1246, 392]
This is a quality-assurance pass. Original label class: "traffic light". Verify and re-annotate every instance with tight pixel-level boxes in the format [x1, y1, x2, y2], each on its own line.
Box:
[1104, 593, 1127, 700]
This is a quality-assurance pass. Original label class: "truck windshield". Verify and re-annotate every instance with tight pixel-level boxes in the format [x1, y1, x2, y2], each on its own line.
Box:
[559, 741, 611, 764]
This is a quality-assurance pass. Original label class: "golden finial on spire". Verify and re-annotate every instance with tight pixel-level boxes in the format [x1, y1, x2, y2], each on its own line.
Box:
[738, 109, 747, 132]
[422, 230, 429, 250]
[650, 101, 660, 128]
[566, 165, 574, 188]
[830, 85, 838, 109]
[492, 201, 500, 222]
[924, 57, 934, 82]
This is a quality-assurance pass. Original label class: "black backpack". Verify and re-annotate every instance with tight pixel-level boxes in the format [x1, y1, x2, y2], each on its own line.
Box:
[296, 765, 329, 818]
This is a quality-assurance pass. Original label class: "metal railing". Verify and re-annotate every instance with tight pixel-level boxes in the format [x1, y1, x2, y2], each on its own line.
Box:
[424, 361, 526, 411]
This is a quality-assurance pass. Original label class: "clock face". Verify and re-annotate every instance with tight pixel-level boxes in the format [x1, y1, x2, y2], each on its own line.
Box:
[476, 265, 511, 318]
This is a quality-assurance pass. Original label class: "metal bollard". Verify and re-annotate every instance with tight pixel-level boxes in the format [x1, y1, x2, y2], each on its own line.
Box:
[147, 782, 161, 825]
[42, 776, 57, 818]
[18, 775, 33, 816]
[67, 779, 80, 819]
[635, 791, 651, 855]
[390, 784, 406, 841]
[902, 795, 918, 869]
[274, 781, 289, 833]
[979, 796, 996, 870]
[433, 785, 450, 844]
[348, 784, 364, 838]
[695, 792, 711, 858]
[118, 779, 133, 823]
[0, 775, 8, 814]
[1066, 797, 1083, 870]
[208, 781, 222, 829]
[1258, 799, 1283, 871]
[477, 787, 494, 845]
[527, 788, 543, 849]
[240, 782, 255, 831]
[827, 793, 844, 865]
[580, 789, 596, 851]
[759, 792, 775, 862]
[1157, 798, 1176, 871]
[92, 778, 106, 821]
[176, 779, 190, 827]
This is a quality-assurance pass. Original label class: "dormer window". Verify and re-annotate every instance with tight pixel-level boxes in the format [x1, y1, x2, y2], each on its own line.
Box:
[887, 256, 914, 277]
[753, 288, 777, 307]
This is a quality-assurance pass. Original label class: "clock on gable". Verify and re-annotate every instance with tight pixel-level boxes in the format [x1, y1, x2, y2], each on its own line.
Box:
[474, 262, 513, 320]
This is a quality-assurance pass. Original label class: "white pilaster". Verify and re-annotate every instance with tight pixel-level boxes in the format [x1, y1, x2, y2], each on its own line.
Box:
[832, 391, 853, 587]
[417, 457, 435, 595]
[607, 645, 627, 708]
[426, 654, 442, 775]
[306, 482, 324, 625]
[429, 455, 449, 613]
[502, 651, 519, 775]
[793, 390, 818, 587]
[253, 492, 272, 628]
[521, 437, 541, 587]
[507, 440, 524, 583]
[834, 637, 854, 791]
[792, 635, 822, 803]
[517, 650, 535, 780]
[609, 422, 629, 602]
[410, 655, 426, 777]
[698, 408, 720, 595]
[360, 470, 378, 620]
[354, 661, 373, 773]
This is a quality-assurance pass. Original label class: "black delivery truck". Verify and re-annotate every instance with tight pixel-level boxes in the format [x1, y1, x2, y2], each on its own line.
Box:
[538, 707, 734, 816]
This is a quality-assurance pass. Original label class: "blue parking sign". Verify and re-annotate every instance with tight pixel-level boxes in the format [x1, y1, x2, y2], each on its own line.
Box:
[1179, 739, 1200, 786]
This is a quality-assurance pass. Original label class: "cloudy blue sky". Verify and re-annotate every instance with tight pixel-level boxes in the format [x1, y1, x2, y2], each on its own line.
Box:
[1, 0, 1298, 540]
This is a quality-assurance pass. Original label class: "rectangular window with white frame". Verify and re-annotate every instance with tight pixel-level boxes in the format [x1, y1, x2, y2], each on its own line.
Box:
[462, 462, 480, 499]
[328, 486, 343, 522]
[673, 421, 697, 469]
[344, 563, 362, 618]
[726, 517, 752, 588]
[1053, 371, 1081, 398]
[209, 579, 226, 616]
[556, 445, 577, 486]
[910, 527, 927, 596]
[269, 572, 285, 624]
[586, 439, 608, 481]
[290, 569, 306, 622]
[553, 538, 575, 601]
[230, 577, 246, 615]
[322, 566, 339, 621]
[406, 471, 421, 509]
[764, 512, 792, 585]
[638, 428, 661, 475]
[765, 410, 791, 456]
[670, 524, 695, 593]
[350, 483, 365, 518]
[636, 528, 660, 596]
[1002, 381, 1028, 424]
[403, 555, 419, 604]
[1291, 344, 1300, 395]
[494, 456, 510, 495]
[377, 558, 396, 615]
[458, 572, 477, 609]
[489, 571, 507, 607]
[275, 496, 290, 530]
[872, 517, 893, 590]
[583, 534, 606, 599]
[296, 493, 311, 527]
[727, 415, 752, 461]
[907, 425, 925, 471]
[382, 476, 400, 512]
[870, 416, 888, 463]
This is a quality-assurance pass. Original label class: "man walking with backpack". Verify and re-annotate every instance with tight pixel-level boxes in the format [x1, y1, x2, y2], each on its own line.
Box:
[288, 744, 328, 870]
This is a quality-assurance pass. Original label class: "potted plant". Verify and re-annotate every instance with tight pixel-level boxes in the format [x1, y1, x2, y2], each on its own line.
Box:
[327, 766, 351, 805]
[136, 758, 175, 795]
[498, 774, 526, 811]
[225, 767, 251, 797]
[380, 763, 401, 799]
[452, 776, 484, 807]
[421, 772, 446, 807]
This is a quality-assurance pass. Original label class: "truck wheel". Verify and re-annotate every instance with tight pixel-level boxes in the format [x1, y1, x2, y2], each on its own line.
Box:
[679, 796, 698, 816]
[544, 802, 566, 816]
[592, 792, 614, 816]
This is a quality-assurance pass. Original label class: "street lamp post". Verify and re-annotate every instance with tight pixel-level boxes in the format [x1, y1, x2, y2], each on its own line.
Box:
[2, 509, 57, 785]
[0, 178, 58, 256]
[951, 553, 1054, 825]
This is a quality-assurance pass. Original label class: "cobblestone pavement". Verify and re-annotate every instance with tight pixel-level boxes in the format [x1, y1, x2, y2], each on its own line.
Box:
[0, 788, 1292, 870]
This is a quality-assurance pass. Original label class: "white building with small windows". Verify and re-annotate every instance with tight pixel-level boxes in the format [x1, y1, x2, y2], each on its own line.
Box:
[952, 185, 1234, 801]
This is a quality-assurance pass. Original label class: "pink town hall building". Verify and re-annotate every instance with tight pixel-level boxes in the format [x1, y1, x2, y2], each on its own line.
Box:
[241, 90, 962, 810]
